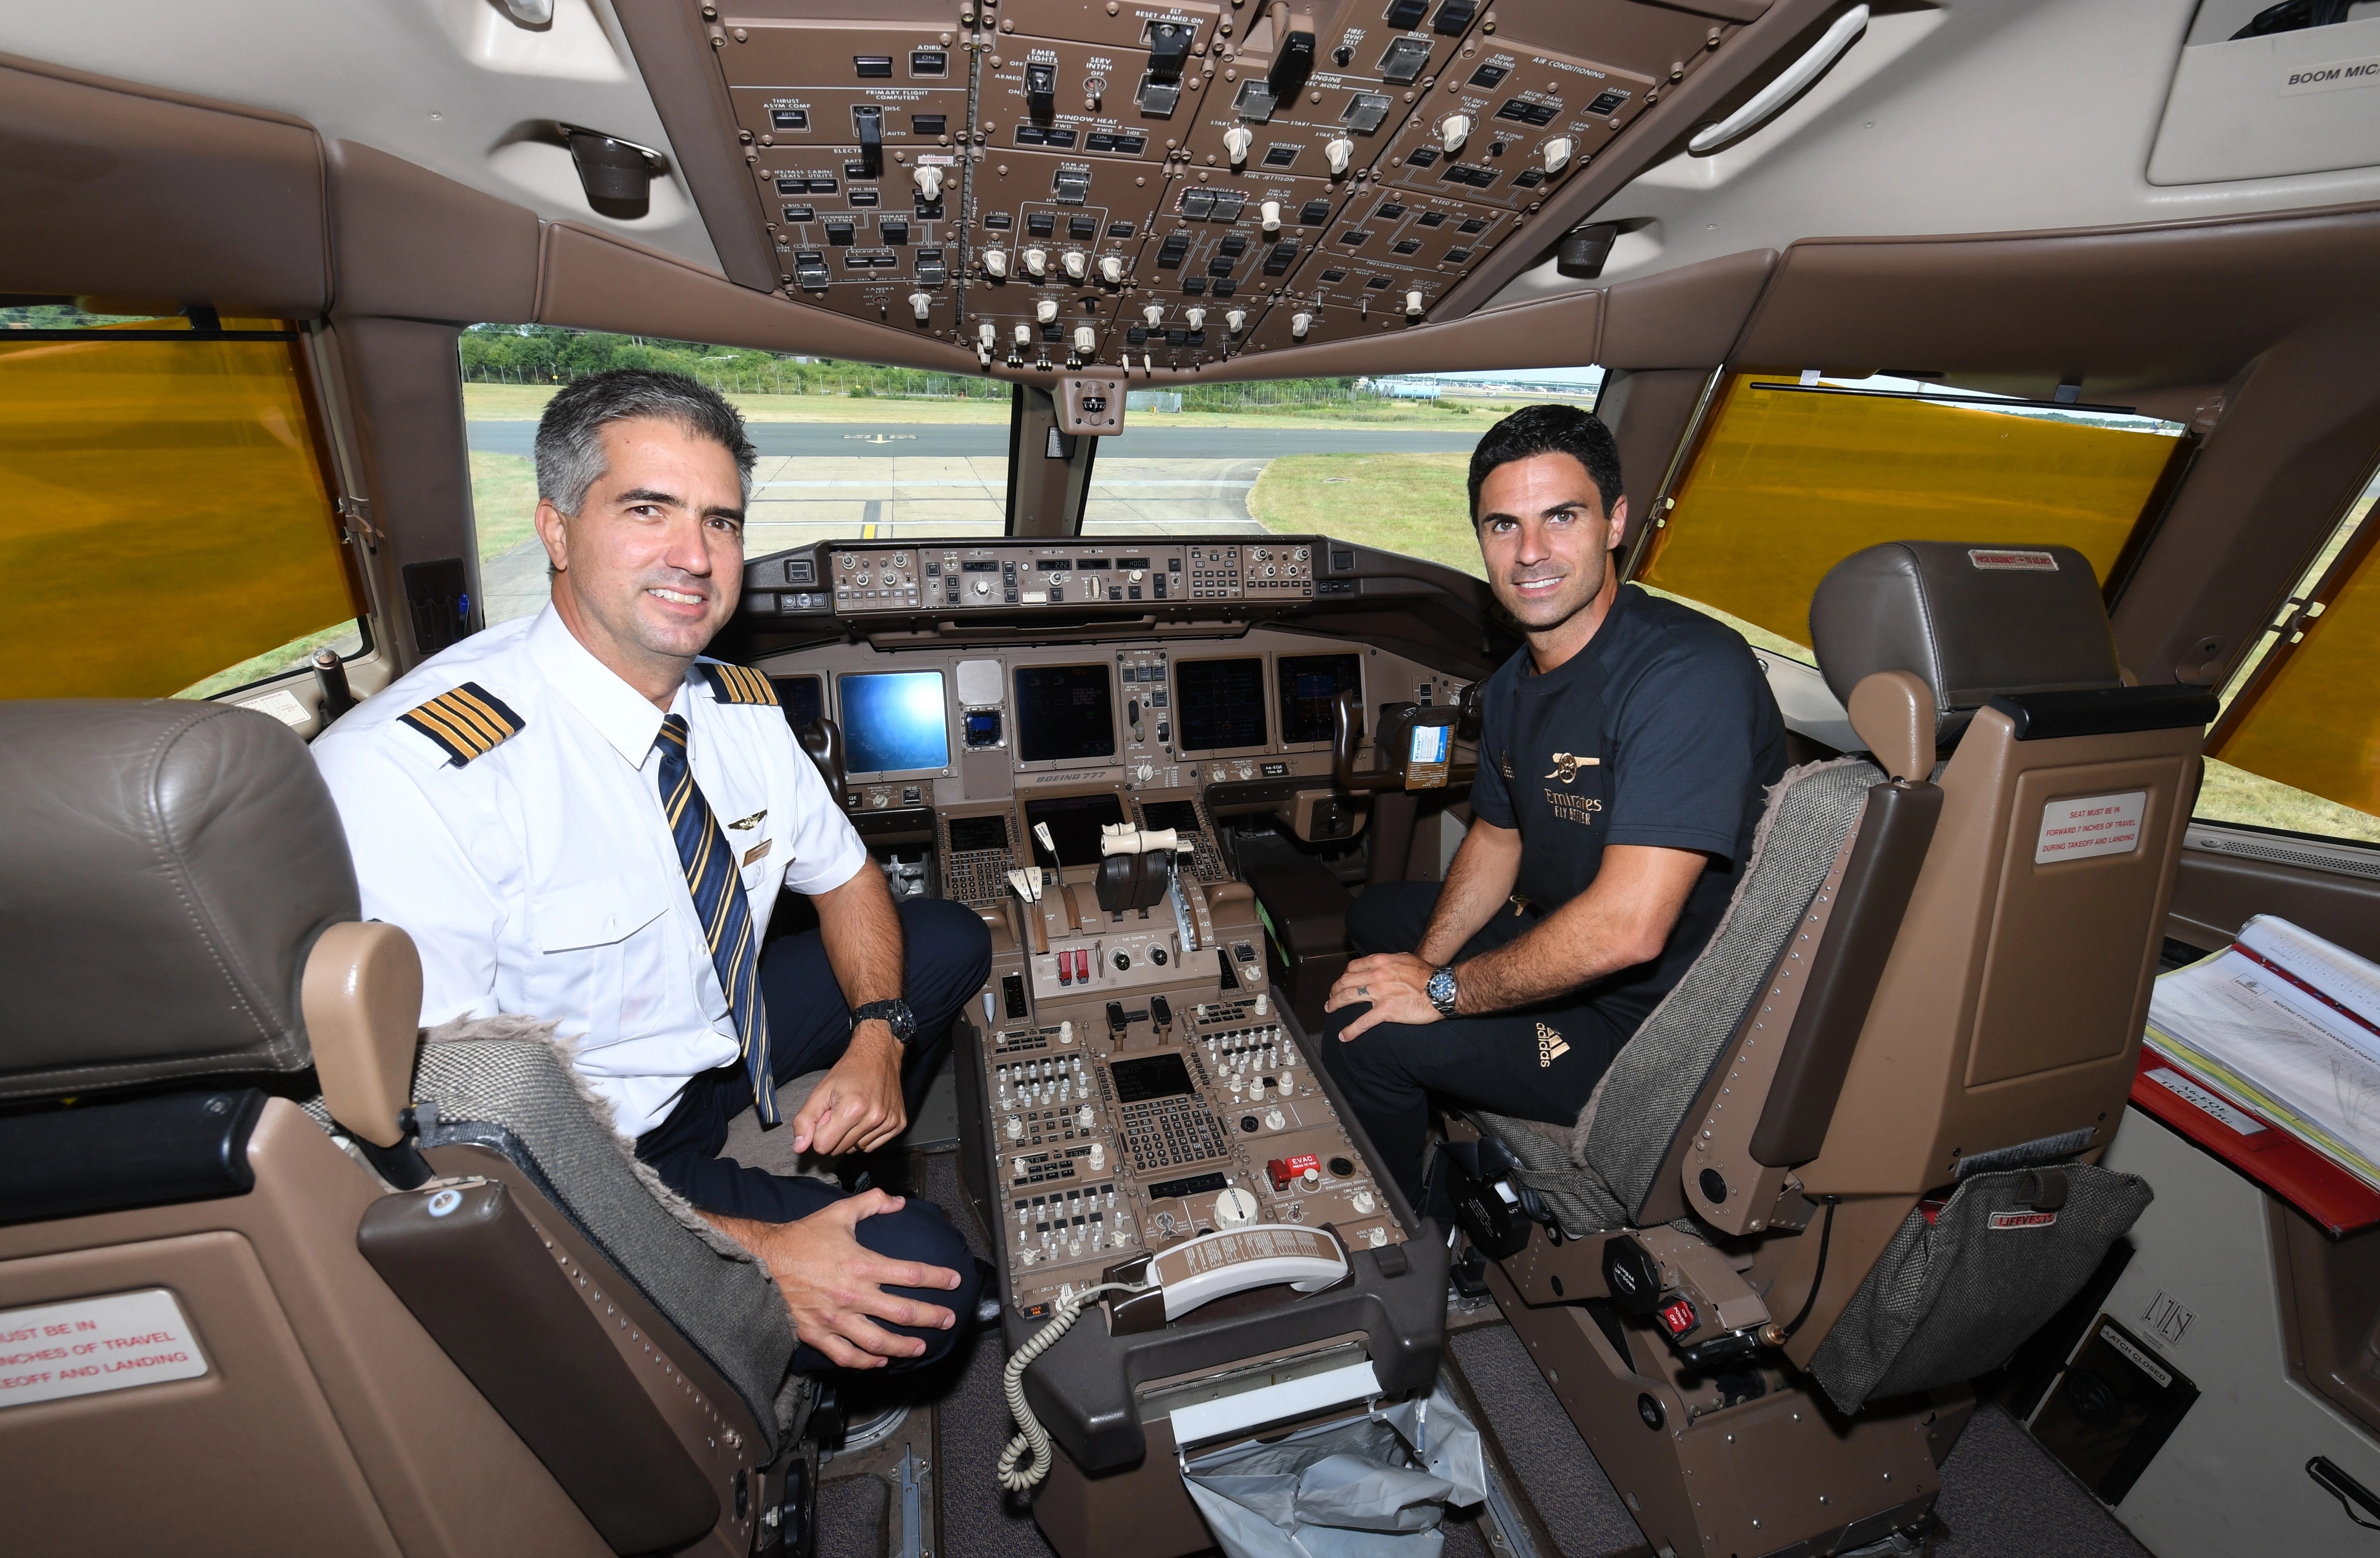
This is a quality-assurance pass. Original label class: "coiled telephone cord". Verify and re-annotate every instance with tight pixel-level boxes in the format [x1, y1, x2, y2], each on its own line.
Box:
[996, 1281, 1150, 1493]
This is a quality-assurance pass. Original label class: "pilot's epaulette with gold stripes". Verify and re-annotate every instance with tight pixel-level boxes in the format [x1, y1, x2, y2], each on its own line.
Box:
[399, 681, 525, 766]
[700, 662, 778, 707]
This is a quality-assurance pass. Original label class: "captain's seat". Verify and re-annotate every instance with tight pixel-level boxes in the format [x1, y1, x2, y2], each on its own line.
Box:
[1453, 541, 2216, 1558]
[0, 699, 807, 1556]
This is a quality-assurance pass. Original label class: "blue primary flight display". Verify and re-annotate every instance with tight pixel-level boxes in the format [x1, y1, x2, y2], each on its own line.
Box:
[839, 670, 950, 773]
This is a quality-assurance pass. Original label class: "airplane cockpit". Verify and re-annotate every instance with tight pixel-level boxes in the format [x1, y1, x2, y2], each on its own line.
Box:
[7, 3, 2380, 1556]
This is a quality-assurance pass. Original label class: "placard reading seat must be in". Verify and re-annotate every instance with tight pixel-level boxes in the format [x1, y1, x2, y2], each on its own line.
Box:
[0, 1288, 209, 1408]
[2035, 789, 2145, 864]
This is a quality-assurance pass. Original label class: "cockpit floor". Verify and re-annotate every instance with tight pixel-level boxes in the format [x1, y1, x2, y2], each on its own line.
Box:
[847, 1149, 2151, 1558]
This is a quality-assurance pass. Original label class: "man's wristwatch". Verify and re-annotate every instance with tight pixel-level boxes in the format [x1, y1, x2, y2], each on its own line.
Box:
[851, 998, 917, 1046]
[1426, 966, 1459, 1019]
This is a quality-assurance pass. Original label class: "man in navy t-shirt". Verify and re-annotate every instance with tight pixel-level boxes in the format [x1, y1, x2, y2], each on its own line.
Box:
[1320, 404, 1787, 1203]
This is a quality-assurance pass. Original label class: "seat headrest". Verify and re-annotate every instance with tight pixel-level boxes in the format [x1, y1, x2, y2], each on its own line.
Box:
[1808, 542, 2122, 741]
[0, 700, 359, 1100]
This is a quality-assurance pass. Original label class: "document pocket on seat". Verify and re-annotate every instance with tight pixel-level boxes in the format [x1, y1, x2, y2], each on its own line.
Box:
[1807, 1163, 2152, 1415]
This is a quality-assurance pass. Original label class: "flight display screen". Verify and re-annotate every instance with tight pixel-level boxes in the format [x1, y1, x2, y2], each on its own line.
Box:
[1278, 653, 1364, 745]
[1024, 792, 1124, 869]
[1137, 799, 1202, 835]
[838, 671, 949, 773]
[1173, 658, 1267, 752]
[947, 814, 1009, 853]
[1014, 664, 1116, 763]
[771, 674, 823, 730]
[1109, 1052, 1196, 1103]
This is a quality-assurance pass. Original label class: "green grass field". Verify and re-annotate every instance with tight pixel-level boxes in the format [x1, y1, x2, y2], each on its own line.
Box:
[471, 451, 540, 566]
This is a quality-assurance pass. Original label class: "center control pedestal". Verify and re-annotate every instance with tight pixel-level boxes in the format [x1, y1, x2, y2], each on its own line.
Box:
[954, 861, 1449, 1558]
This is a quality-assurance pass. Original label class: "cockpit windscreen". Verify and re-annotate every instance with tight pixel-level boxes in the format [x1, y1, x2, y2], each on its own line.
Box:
[1278, 653, 1364, 745]
[1174, 658, 1267, 752]
[839, 671, 949, 773]
[1014, 664, 1116, 763]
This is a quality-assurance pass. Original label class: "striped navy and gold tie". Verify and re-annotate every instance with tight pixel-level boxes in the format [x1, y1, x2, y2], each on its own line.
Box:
[654, 714, 778, 1125]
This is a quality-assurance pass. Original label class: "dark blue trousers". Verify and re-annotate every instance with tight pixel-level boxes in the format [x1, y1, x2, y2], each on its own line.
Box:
[636, 897, 991, 1373]
[1320, 882, 1631, 1206]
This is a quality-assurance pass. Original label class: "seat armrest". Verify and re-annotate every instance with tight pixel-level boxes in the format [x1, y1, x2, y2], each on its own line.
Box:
[303, 921, 422, 1149]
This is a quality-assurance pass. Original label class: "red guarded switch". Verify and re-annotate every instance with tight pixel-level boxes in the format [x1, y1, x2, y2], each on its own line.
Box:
[1266, 1152, 1321, 1191]
[1073, 948, 1091, 983]
[1657, 1298, 1698, 1339]
[1056, 954, 1072, 986]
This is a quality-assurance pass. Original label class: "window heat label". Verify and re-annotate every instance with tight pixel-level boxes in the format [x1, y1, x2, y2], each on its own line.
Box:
[0, 1289, 209, 1409]
[2035, 790, 2147, 865]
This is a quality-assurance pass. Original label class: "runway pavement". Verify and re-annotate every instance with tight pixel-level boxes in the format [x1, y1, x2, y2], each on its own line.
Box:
[465, 419, 1483, 460]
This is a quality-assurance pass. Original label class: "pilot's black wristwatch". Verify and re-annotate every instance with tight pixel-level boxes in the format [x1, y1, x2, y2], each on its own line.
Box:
[851, 998, 917, 1045]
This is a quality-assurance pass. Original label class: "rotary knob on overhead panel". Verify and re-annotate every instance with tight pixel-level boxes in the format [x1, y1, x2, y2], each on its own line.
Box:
[1098, 253, 1125, 283]
[1183, 306, 1206, 330]
[973, 578, 992, 595]
[1005, 1116, 1022, 1140]
[1077, 1104, 1094, 1128]
[1352, 1189, 1376, 1214]
[1036, 297, 1060, 324]
[1260, 200, 1282, 233]
[1225, 309, 1247, 333]
[1063, 250, 1089, 280]
[1543, 136, 1574, 174]
[913, 163, 945, 200]
[1324, 135, 1354, 175]
[1405, 290, 1424, 319]
[983, 247, 1009, 277]
[1013, 323, 1032, 346]
[1223, 124, 1254, 166]
[908, 292, 933, 321]
[1212, 1187, 1260, 1228]
[1142, 304, 1164, 327]
[1135, 763, 1155, 780]
[1290, 311, 1313, 339]
[1089, 1142, 1106, 1170]
[1024, 247, 1049, 277]
[1264, 1108, 1286, 1130]
[1440, 113, 1472, 155]
[1072, 324, 1099, 356]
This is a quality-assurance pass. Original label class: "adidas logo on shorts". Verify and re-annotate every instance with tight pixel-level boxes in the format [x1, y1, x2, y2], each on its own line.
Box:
[1536, 1023, 1570, 1068]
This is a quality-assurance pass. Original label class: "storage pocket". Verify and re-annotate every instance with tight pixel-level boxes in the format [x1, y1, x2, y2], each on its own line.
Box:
[1806, 1163, 2152, 1415]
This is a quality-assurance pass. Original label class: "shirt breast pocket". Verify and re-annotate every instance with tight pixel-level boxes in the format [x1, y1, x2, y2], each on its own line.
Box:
[530, 876, 674, 1046]
[736, 833, 776, 895]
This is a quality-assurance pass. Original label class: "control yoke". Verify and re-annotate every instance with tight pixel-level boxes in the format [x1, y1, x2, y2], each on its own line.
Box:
[1330, 687, 1480, 793]
[795, 715, 847, 802]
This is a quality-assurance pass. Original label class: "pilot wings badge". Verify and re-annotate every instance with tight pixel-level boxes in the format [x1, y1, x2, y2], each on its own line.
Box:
[1543, 753, 1601, 783]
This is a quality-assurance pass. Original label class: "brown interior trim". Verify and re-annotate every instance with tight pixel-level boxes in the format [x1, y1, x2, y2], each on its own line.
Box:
[610, 0, 786, 294]
[0, 55, 328, 316]
[0, 48, 316, 130]
[1598, 249, 1778, 370]
[534, 221, 980, 374]
[1436, 0, 1845, 317]
[326, 141, 540, 325]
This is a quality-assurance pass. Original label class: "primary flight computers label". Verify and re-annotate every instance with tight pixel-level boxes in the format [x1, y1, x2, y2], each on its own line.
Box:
[2035, 790, 2146, 865]
[0, 1289, 209, 1408]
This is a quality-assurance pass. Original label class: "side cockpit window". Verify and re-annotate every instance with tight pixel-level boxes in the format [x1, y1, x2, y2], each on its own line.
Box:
[1632, 372, 2191, 666]
[0, 300, 365, 701]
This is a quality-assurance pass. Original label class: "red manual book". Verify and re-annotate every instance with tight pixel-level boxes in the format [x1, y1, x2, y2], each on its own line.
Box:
[2130, 1043, 2380, 1235]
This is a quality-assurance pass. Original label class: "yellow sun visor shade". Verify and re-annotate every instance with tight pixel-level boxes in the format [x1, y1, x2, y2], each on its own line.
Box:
[0, 330, 361, 700]
[1636, 375, 2186, 653]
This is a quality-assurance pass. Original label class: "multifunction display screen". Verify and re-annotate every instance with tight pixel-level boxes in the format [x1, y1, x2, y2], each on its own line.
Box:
[1173, 658, 1267, 752]
[1278, 653, 1364, 745]
[1014, 664, 1116, 763]
[1109, 1052, 1196, 1102]
[946, 814, 1010, 853]
[1023, 792, 1125, 869]
[837, 671, 948, 774]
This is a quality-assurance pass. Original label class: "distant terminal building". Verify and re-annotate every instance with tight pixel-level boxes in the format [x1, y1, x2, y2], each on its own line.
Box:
[1362, 368, 1605, 403]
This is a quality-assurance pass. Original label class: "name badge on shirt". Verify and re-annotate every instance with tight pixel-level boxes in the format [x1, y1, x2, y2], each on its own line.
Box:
[742, 838, 774, 868]
[728, 809, 766, 831]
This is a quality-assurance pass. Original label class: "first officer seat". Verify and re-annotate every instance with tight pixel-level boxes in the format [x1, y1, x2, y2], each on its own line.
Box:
[0, 698, 806, 1556]
[1449, 542, 2214, 1558]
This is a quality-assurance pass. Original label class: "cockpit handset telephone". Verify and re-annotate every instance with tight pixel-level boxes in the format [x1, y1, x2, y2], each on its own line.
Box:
[994, 1222, 1353, 1492]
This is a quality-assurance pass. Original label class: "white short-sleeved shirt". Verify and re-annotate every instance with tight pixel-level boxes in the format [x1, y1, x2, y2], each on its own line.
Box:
[312, 605, 867, 1137]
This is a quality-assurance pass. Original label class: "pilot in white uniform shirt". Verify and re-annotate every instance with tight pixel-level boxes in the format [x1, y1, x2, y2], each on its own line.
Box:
[312, 601, 863, 1138]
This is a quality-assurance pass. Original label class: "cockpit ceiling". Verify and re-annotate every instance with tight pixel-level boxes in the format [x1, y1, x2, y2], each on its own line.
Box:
[11, 0, 2380, 383]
